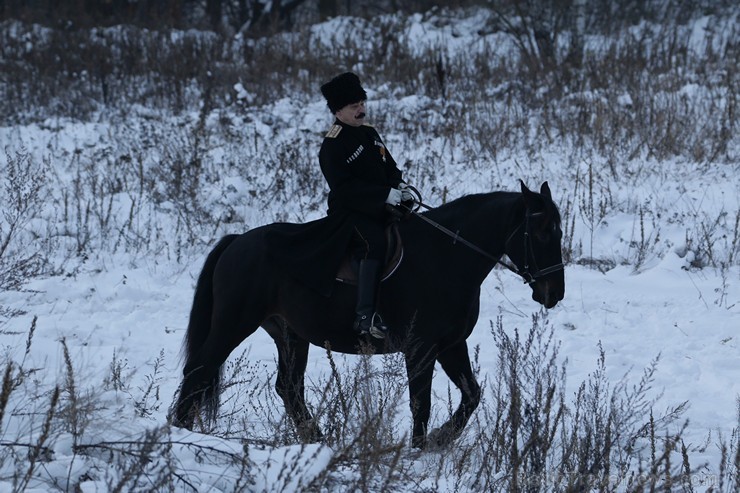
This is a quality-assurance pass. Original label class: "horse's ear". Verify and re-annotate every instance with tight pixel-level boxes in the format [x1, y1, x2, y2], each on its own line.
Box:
[520, 180, 539, 210]
[540, 182, 552, 200]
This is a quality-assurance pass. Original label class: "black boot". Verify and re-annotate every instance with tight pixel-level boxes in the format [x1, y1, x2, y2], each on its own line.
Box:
[353, 259, 389, 339]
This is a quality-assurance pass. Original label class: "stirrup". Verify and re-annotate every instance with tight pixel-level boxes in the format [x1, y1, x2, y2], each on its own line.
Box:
[353, 312, 388, 339]
[368, 313, 389, 339]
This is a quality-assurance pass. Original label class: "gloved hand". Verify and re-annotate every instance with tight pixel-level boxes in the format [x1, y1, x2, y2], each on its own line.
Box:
[385, 188, 402, 206]
[399, 183, 415, 203]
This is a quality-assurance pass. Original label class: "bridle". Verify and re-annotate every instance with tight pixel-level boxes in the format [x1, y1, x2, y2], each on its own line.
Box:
[502, 212, 564, 284]
[400, 187, 564, 285]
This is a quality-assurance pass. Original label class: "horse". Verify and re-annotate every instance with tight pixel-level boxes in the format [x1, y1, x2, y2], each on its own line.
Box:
[170, 181, 565, 449]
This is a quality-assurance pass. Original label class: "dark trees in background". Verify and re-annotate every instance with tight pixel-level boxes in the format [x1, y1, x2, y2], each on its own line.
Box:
[1, 0, 735, 35]
[0, 0, 460, 32]
[0, 0, 319, 32]
[0, 0, 188, 28]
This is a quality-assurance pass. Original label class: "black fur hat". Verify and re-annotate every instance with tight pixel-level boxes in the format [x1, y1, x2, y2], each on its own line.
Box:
[320, 72, 367, 113]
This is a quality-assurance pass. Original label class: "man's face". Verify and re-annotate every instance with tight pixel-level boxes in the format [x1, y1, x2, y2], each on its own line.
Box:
[335, 101, 366, 127]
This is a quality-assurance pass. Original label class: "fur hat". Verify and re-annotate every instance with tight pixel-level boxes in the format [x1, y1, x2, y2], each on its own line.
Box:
[320, 72, 367, 113]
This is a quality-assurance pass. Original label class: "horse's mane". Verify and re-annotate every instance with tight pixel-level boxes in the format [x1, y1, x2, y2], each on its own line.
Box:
[422, 191, 521, 222]
[422, 189, 561, 229]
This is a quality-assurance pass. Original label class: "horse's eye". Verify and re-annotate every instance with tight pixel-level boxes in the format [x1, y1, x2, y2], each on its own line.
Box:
[535, 222, 560, 243]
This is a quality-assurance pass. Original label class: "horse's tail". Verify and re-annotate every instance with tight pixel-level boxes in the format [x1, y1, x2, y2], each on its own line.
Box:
[183, 234, 238, 423]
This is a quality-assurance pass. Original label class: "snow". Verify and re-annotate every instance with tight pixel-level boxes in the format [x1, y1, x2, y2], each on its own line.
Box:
[1, 252, 736, 490]
[1, 7, 738, 492]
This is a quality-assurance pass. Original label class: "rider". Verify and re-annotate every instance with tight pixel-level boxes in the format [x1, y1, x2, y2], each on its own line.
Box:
[319, 72, 413, 339]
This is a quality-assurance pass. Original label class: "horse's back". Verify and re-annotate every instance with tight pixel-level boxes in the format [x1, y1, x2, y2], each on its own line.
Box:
[211, 225, 278, 286]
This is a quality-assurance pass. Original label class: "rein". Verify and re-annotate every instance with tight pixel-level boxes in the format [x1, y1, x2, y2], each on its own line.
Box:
[400, 187, 563, 285]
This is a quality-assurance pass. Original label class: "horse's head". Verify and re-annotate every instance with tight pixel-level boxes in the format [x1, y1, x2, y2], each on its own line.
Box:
[505, 181, 565, 309]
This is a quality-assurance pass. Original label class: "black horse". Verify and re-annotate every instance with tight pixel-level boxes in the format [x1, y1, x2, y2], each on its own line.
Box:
[171, 181, 565, 448]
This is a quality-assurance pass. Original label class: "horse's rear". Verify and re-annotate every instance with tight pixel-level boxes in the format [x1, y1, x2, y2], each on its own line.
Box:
[171, 226, 279, 429]
[170, 219, 419, 432]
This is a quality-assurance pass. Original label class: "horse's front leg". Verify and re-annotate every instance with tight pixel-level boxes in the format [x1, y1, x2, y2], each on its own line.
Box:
[404, 342, 438, 449]
[427, 341, 481, 448]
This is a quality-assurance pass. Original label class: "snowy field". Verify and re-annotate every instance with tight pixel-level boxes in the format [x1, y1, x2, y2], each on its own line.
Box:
[1, 118, 737, 490]
[0, 247, 737, 491]
[1, 5, 738, 492]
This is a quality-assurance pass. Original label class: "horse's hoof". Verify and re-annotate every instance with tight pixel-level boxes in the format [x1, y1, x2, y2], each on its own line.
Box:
[411, 435, 427, 449]
[426, 423, 457, 450]
[294, 418, 324, 443]
[299, 428, 324, 444]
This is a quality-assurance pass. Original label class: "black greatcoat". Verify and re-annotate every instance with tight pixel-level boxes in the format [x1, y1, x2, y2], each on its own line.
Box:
[265, 120, 403, 296]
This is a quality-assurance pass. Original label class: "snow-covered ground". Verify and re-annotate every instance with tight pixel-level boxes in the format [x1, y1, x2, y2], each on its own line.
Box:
[1, 6, 738, 492]
[0, 251, 737, 491]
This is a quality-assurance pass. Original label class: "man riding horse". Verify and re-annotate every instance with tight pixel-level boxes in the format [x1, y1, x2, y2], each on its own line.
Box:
[318, 72, 413, 338]
[167, 71, 566, 448]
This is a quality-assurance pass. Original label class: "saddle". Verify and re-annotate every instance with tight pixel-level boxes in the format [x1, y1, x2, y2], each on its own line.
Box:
[336, 222, 403, 284]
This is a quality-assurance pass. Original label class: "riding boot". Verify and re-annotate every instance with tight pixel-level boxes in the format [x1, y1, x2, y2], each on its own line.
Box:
[353, 259, 389, 339]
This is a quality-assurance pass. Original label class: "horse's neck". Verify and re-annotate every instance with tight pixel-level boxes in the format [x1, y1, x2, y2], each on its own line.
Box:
[465, 192, 520, 250]
[431, 191, 520, 238]
[420, 192, 523, 276]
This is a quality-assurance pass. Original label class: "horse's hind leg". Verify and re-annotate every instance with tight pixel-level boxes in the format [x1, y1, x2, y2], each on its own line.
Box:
[428, 341, 481, 448]
[174, 298, 264, 430]
[263, 317, 323, 443]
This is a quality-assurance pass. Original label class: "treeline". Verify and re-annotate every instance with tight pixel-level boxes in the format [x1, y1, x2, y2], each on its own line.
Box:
[2, 0, 735, 34]
[1, 1, 736, 167]
[1, 0, 464, 32]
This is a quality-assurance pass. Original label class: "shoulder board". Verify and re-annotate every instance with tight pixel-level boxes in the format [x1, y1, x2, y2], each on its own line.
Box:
[362, 123, 375, 128]
[325, 125, 342, 138]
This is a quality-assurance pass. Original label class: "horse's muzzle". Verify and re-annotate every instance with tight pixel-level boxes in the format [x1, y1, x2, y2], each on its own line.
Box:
[532, 277, 565, 309]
